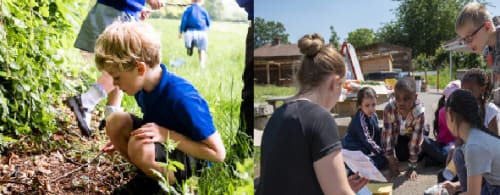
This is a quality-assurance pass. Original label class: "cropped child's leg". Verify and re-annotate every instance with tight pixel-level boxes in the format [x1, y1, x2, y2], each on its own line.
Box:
[127, 136, 176, 184]
[105, 112, 135, 161]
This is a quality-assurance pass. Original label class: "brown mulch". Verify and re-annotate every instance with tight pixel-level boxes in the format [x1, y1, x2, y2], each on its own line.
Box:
[0, 104, 136, 194]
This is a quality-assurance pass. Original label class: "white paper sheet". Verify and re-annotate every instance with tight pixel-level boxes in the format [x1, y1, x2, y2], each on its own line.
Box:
[342, 149, 388, 182]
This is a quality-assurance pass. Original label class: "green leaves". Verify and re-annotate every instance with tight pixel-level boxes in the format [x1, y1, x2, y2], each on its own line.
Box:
[0, 0, 89, 140]
[254, 17, 290, 48]
[347, 28, 375, 48]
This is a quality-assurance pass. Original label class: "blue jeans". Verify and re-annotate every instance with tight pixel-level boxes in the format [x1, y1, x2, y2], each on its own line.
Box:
[421, 136, 448, 165]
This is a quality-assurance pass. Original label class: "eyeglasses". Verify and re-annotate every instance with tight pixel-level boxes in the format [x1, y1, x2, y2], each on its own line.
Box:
[461, 23, 485, 44]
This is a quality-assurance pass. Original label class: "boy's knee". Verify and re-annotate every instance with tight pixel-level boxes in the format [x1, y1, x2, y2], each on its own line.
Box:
[105, 112, 132, 138]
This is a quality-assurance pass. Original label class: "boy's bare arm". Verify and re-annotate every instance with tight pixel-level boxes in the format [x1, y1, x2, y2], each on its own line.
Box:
[165, 129, 226, 163]
[131, 123, 226, 162]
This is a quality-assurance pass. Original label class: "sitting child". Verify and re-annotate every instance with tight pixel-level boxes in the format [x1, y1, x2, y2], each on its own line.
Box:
[342, 87, 386, 169]
[382, 77, 425, 181]
[443, 90, 500, 194]
[421, 80, 460, 167]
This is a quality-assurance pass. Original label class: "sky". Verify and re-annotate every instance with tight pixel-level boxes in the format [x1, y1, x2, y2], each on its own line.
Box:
[255, 0, 500, 43]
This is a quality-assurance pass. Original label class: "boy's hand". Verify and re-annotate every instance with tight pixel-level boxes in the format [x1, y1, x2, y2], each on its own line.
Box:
[178, 33, 182, 39]
[140, 9, 153, 20]
[406, 169, 417, 181]
[101, 141, 116, 155]
[131, 123, 165, 143]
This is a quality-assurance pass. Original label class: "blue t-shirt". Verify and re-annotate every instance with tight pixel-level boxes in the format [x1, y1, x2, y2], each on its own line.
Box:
[135, 64, 216, 142]
[180, 4, 211, 32]
[97, 0, 145, 16]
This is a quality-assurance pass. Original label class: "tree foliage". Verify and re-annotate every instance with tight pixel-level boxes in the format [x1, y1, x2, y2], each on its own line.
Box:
[347, 28, 375, 48]
[0, 0, 89, 139]
[375, 0, 491, 71]
[375, 0, 485, 56]
[329, 25, 340, 49]
[254, 17, 290, 48]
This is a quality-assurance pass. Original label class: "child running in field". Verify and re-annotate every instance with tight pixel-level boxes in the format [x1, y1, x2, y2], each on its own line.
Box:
[179, 0, 210, 68]
[382, 77, 425, 181]
[342, 87, 386, 170]
[442, 89, 500, 195]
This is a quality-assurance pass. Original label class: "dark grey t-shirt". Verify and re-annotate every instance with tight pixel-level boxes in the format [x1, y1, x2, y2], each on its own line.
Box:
[257, 100, 342, 195]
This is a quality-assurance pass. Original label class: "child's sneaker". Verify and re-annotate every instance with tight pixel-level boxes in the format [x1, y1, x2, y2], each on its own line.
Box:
[65, 95, 93, 136]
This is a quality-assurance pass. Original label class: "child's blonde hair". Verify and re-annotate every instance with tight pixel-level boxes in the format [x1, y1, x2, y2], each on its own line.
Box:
[455, 2, 492, 30]
[95, 21, 161, 72]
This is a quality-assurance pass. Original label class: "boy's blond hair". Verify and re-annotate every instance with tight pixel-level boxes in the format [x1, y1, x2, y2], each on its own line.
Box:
[95, 21, 161, 72]
[456, 2, 492, 30]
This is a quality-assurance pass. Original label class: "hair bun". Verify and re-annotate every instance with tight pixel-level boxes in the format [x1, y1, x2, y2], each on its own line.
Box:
[298, 33, 325, 57]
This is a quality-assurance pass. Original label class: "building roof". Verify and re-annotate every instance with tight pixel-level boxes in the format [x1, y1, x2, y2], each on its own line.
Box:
[254, 43, 302, 58]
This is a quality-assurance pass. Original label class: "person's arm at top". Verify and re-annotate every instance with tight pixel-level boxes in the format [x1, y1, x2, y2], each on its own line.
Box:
[146, 0, 165, 10]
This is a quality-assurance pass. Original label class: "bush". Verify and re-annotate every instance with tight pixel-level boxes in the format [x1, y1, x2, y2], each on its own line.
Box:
[0, 0, 90, 140]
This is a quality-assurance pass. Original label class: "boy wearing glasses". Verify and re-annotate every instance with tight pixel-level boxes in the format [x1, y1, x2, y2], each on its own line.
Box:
[443, 3, 500, 193]
[456, 2, 500, 106]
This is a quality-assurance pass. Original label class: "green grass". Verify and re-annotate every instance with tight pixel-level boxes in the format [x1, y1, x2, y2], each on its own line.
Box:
[254, 85, 297, 103]
[426, 67, 452, 90]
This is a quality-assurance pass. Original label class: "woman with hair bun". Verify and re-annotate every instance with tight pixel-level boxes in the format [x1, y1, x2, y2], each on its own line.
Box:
[257, 33, 368, 195]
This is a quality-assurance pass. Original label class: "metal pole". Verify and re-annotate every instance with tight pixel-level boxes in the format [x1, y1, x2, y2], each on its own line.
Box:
[449, 51, 452, 81]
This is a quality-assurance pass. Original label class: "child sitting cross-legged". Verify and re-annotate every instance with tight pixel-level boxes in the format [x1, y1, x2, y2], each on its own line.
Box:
[342, 87, 387, 170]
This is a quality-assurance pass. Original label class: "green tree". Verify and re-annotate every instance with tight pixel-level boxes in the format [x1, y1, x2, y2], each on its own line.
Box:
[374, 0, 491, 56]
[329, 25, 341, 49]
[347, 28, 375, 48]
[254, 17, 290, 48]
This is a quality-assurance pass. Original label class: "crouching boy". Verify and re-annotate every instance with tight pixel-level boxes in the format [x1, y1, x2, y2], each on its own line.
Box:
[95, 21, 226, 194]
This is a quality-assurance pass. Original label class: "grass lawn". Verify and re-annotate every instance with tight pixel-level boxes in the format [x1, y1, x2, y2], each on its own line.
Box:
[254, 85, 297, 103]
